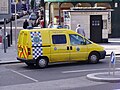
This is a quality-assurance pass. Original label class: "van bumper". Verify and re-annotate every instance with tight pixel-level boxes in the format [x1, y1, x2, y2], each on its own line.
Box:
[99, 50, 106, 59]
[17, 57, 36, 63]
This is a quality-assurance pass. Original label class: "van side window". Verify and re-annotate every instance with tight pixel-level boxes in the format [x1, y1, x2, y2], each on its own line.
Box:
[69, 34, 84, 45]
[52, 35, 66, 44]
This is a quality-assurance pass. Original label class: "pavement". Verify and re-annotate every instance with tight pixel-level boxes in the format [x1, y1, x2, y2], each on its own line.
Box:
[0, 41, 18, 64]
[0, 38, 120, 82]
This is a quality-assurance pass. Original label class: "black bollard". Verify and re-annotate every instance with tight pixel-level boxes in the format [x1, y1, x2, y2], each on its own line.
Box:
[7, 34, 10, 47]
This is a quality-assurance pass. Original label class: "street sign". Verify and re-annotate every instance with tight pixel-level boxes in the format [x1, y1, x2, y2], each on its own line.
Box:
[109, 51, 116, 76]
[0, 0, 11, 19]
[110, 51, 116, 64]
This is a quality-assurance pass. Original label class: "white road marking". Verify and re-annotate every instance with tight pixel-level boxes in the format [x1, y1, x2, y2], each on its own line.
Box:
[11, 70, 38, 82]
[62, 68, 120, 74]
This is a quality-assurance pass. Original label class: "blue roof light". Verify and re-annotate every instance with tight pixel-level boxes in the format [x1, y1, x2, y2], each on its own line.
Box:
[57, 25, 63, 29]
[27, 26, 33, 29]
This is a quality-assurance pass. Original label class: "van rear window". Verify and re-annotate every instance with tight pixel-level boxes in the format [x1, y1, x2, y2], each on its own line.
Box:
[52, 35, 66, 44]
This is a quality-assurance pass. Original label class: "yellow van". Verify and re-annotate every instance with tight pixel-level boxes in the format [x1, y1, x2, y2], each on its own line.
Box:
[17, 28, 106, 68]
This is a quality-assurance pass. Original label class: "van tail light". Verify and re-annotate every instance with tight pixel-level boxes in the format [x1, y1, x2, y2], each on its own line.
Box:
[28, 48, 31, 55]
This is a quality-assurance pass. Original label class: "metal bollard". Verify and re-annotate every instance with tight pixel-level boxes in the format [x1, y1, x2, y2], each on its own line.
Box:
[6, 35, 8, 48]
[7, 34, 10, 47]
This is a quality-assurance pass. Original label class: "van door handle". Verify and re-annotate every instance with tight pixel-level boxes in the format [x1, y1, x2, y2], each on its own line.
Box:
[70, 46, 72, 50]
[67, 46, 69, 50]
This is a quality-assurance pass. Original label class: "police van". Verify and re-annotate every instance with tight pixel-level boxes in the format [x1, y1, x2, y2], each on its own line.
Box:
[17, 28, 106, 68]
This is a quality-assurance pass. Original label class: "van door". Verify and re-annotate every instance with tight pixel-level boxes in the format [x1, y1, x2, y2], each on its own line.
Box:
[69, 34, 88, 61]
[18, 31, 28, 59]
[50, 32, 69, 62]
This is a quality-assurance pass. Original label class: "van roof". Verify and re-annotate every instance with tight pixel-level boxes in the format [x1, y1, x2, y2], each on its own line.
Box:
[20, 28, 74, 32]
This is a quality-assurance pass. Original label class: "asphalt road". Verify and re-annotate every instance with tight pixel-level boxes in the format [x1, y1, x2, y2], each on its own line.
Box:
[0, 56, 120, 90]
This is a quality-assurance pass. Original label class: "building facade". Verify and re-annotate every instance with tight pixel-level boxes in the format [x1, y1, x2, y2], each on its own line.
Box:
[44, 0, 120, 38]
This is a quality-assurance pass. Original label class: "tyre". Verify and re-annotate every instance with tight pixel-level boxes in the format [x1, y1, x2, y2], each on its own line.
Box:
[36, 58, 48, 68]
[88, 52, 99, 64]
[25, 62, 34, 67]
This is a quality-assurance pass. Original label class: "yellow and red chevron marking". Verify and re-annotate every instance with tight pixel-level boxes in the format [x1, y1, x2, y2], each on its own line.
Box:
[18, 45, 28, 59]
[23, 46, 28, 59]
[18, 45, 23, 58]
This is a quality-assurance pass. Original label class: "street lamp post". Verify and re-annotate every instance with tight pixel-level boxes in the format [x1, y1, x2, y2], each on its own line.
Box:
[4, 18, 6, 53]
[34, 0, 36, 12]
[15, 1, 17, 47]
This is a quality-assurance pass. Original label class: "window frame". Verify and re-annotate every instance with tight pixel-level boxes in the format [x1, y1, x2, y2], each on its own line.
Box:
[69, 34, 85, 45]
[52, 34, 67, 44]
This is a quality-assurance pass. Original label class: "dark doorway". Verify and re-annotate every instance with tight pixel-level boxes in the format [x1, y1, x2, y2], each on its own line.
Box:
[90, 15, 103, 43]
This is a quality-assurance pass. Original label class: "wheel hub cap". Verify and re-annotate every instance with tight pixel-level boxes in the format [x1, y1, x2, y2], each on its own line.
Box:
[39, 59, 46, 67]
[91, 55, 97, 61]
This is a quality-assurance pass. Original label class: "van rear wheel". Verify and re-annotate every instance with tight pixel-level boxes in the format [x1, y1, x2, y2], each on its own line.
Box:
[36, 58, 48, 68]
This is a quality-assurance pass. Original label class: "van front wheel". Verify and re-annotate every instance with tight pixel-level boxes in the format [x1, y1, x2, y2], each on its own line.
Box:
[36, 58, 48, 68]
[88, 52, 99, 64]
